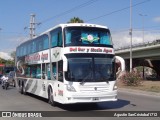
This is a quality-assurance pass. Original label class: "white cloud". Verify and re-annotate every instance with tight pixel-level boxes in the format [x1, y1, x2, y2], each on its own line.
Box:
[0, 35, 28, 54]
[153, 17, 160, 23]
[112, 30, 160, 49]
[0, 52, 13, 60]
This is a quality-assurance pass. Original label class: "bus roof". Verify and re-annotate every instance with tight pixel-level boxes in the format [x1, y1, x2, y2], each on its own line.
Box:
[17, 23, 109, 47]
[41, 23, 108, 35]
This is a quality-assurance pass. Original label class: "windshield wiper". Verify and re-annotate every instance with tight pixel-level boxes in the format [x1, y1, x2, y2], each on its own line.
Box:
[79, 76, 88, 85]
[104, 77, 109, 83]
[80, 72, 92, 85]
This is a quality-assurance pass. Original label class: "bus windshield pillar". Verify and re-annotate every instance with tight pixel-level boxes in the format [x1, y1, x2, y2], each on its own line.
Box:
[62, 55, 68, 72]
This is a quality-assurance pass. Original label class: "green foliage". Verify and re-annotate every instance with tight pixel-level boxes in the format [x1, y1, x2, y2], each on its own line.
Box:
[121, 71, 143, 86]
[68, 17, 84, 23]
[10, 51, 16, 61]
[0, 57, 14, 66]
[0, 51, 15, 66]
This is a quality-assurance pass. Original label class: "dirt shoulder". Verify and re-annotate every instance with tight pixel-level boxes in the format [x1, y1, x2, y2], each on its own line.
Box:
[117, 80, 160, 93]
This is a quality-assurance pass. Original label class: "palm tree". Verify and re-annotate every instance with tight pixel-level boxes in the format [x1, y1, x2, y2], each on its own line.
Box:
[68, 17, 84, 23]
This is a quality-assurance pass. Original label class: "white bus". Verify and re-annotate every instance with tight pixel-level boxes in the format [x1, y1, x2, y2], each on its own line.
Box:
[15, 23, 125, 106]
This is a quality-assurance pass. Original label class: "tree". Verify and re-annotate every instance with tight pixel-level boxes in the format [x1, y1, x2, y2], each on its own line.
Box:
[0, 57, 14, 66]
[10, 51, 16, 61]
[68, 17, 84, 23]
[0, 58, 6, 64]
[0, 51, 15, 66]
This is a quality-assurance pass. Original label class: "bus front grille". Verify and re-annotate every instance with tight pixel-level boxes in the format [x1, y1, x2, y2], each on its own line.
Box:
[79, 84, 110, 93]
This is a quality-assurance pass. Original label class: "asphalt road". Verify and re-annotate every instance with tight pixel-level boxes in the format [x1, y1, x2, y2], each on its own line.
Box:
[0, 86, 160, 120]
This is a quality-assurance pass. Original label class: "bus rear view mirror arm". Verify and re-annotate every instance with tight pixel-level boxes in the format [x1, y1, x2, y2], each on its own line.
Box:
[115, 56, 125, 79]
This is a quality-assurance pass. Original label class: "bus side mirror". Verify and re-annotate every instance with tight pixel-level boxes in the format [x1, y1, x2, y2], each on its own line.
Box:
[115, 56, 125, 72]
[115, 56, 125, 79]
[62, 55, 68, 72]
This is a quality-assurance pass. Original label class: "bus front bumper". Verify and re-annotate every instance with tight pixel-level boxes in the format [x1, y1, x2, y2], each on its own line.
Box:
[63, 90, 117, 104]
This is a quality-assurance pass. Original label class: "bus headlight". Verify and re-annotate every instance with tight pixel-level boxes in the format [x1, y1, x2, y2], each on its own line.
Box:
[66, 85, 76, 92]
[113, 82, 117, 91]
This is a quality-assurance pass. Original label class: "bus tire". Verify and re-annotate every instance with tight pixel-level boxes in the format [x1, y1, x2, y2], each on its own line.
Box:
[23, 85, 27, 95]
[5, 85, 8, 90]
[22, 82, 26, 95]
[12, 80, 16, 87]
[19, 85, 23, 94]
[48, 87, 56, 107]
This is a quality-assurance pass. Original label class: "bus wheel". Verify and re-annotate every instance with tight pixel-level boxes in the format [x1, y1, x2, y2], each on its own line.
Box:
[12, 80, 16, 87]
[48, 88, 56, 106]
[5, 84, 8, 90]
[19, 85, 23, 94]
[23, 86, 26, 95]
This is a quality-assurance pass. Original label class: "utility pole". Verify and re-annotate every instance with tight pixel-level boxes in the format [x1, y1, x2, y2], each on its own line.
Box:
[29, 14, 36, 39]
[129, 0, 133, 72]
[139, 13, 147, 43]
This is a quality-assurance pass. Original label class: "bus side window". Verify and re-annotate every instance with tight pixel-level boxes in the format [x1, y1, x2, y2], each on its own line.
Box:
[58, 31, 62, 47]
[43, 35, 49, 49]
[31, 66, 36, 78]
[25, 66, 30, 77]
[51, 31, 58, 47]
[52, 63, 56, 80]
[42, 63, 46, 79]
[58, 60, 63, 82]
[36, 65, 41, 79]
[47, 64, 51, 80]
[51, 27, 62, 47]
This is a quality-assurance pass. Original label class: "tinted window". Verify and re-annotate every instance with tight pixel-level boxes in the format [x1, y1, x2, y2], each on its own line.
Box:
[64, 27, 112, 47]
[16, 34, 49, 57]
[51, 28, 62, 47]
[43, 35, 49, 49]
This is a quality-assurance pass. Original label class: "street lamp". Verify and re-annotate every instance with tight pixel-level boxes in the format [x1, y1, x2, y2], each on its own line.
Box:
[139, 13, 147, 43]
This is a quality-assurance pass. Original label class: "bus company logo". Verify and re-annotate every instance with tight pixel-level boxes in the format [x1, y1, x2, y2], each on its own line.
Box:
[81, 35, 99, 43]
[53, 50, 59, 58]
[25, 53, 40, 63]
[69, 47, 113, 54]
[41, 52, 48, 62]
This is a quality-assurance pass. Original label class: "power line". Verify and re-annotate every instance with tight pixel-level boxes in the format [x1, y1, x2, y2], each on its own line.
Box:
[23, 0, 98, 36]
[39, 0, 98, 24]
[86, 0, 151, 22]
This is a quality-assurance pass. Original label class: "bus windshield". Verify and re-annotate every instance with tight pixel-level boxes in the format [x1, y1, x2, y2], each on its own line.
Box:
[65, 54, 115, 82]
[64, 27, 112, 47]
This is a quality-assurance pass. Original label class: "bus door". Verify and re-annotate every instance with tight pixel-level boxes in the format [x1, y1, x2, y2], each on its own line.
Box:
[41, 63, 48, 96]
[54, 61, 64, 102]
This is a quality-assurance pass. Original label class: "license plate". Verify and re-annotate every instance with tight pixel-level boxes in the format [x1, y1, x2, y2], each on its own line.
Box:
[92, 97, 99, 101]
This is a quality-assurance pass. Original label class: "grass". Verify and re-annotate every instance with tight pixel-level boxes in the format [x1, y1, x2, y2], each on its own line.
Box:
[117, 80, 160, 93]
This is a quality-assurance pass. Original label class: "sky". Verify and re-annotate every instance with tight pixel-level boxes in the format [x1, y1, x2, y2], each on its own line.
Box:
[0, 0, 160, 59]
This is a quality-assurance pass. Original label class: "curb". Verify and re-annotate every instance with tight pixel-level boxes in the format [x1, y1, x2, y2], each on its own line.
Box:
[118, 88, 160, 97]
